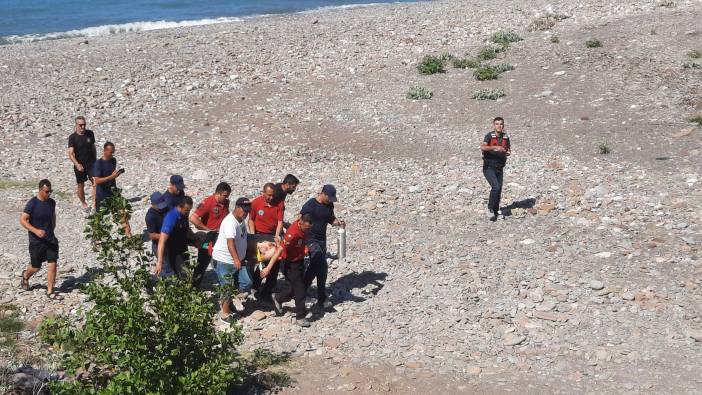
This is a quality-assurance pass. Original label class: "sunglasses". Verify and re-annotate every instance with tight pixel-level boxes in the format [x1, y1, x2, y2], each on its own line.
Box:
[42, 189, 53, 194]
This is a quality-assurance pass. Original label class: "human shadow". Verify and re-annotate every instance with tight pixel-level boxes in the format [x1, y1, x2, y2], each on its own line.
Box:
[57, 267, 104, 293]
[327, 270, 387, 304]
[501, 197, 537, 217]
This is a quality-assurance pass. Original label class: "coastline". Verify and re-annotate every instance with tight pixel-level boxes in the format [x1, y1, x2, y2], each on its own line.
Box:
[1, 0, 701, 392]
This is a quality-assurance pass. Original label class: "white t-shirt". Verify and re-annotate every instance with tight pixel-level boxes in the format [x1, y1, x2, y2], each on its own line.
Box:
[212, 213, 247, 265]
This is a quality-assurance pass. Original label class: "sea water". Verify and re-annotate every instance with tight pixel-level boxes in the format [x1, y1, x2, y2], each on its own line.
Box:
[0, 0, 418, 44]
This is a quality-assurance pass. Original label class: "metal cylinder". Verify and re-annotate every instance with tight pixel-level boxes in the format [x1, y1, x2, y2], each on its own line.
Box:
[337, 227, 346, 260]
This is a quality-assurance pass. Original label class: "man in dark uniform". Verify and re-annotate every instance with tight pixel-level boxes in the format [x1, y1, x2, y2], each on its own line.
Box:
[156, 196, 196, 278]
[271, 174, 300, 206]
[479, 117, 511, 221]
[163, 175, 186, 209]
[93, 142, 131, 236]
[67, 116, 96, 211]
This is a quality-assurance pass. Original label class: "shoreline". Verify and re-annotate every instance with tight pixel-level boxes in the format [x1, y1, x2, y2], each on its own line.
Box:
[0, 0, 421, 45]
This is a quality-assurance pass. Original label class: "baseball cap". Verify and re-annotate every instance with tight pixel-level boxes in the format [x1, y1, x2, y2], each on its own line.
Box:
[170, 175, 186, 191]
[322, 184, 337, 202]
[235, 197, 252, 212]
[150, 191, 168, 210]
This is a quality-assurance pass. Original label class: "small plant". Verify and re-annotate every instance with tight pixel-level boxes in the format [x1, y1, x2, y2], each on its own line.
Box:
[416, 55, 445, 75]
[406, 86, 433, 100]
[585, 39, 602, 48]
[598, 142, 610, 154]
[689, 115, 702, 126]
[490, 31, 523, 47]
[472, 88, 506, 100]
[452, 57, 480, 69]
[657, 0, 675, 7]
[683, 62, 701, 69]
[687, 50, 701, 59]
[476, 45, 505, 61]
[439, 52, 455, 61]
[0, 305, 23, 348]
[528, 13, 569, 31]
[492, 63, 515, 73]
[650, 29, 657, 35]
[474, 66, 500, 81]
[550, 35, 560, 43]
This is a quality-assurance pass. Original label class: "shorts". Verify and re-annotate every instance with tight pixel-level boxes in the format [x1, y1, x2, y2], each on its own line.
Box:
[213, 259, 252, 293]
[73, 163, 94, 184]
[29, 240, 59, 268]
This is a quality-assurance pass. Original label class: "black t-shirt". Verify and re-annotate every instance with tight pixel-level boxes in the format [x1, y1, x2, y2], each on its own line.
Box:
[145, 207, 165, 249]
[271, 183, 288, 205]
[482, 132, 510, 167]
[24, 196, 57, 244]
[300, 198, 335, 242]
[93, 158, 117, 204]
[68, 130, 97, 166]
[163, 190, 184, 209]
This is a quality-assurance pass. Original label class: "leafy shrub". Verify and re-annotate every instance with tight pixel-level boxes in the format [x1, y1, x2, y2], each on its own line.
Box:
[472, 88, 506, 100]
[490, 31, 523, 47]
[492, 63, 515, 73]
[528, 13, 569, 31]
[687, 50, 701, 59]
[585, 39, 602, 48]
[39, 191, 247, 394]
[452, 57, 480, 69]
[689, 115, 702, 126]
[683, 62, 701, 69]
[476, 45, 505, 61]
[416, 55, 445, 75]
[598, 142, 610, 154]
[657, 0, 675, 7]
[439, 52, 455, 61]
[406, 86, 433, 100]
[550, 35, 560, 43]
[0, 305, 23, 348]
[473, 65, 502, 81]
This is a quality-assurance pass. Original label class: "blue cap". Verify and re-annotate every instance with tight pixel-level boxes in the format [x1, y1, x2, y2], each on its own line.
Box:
[322, 184, 337, 202]
[170, 175, 186, 191]
[150, 191, 168, 210]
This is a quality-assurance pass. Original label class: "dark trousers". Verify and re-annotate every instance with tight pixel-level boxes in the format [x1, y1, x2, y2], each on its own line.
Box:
[192, 247, 210, 286]
[483, 165, 504, 213]
[304, 240, 327, 303]
[275, 260, 306, 318]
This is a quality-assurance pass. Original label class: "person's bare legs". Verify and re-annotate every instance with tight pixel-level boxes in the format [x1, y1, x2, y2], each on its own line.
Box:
[23, 265, 40, 283]
[47, 261, 57, 294]
[76, 182, 87, 208]
[220, 299, 232, 318]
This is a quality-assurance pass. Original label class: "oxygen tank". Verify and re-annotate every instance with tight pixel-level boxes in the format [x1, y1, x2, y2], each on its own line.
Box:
[337, 227, 346, 260]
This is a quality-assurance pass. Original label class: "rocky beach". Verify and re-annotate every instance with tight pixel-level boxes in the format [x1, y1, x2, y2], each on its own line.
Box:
[1, 0, 701, 393]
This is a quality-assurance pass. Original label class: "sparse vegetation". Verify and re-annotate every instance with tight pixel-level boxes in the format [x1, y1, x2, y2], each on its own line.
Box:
[528, 13, 569, 32]
[473, 65, 500, 81]
[416, 55, 446, 75]
[439, 52, 455, 62]
[476, 45, 506, 61]
[0, 179, 35, 190]
[492, 63, 515, 73]
[406, 86, 433, 100]
[550, 35, 560, 43]
[683, 62, 701, 69]
[687, 50, 701, 59]
[598, 142, 611, 155]
[689, 115, 702, 126]
[472, 88, 506, 101]
[0, 305, 23, 348]
[657, 0, 676, 7]
[452, 57, 480, 69]
[585, 38, 602, 48]
[490, 31, 523, 47]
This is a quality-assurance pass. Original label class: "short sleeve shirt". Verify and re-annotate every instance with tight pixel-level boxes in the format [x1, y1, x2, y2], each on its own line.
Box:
[93, 158, 117, 204]
[163, 190, 184, 209]
[24, 197, 57, 243]
[249, 195, 284, 235]
[281, 220, 308, 262]
[145, 207, 165, 249]
[271, 183, 288, 205]
[482, 132, 510, 167]
[194, 195, 229, 230]
[212, 213, 248, 264]
[161, 207, 190, 255]
[68, 130, 97, 166]
[300, 198, 335, 242]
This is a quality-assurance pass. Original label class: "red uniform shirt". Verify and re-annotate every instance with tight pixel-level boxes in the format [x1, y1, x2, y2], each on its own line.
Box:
[194, 195, 229, 230]
[281, 220, 308, 262]
[250, 195, 284, 235]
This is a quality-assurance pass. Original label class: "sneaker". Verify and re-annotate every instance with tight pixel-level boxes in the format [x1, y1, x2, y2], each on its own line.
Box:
[271, 293, 283, 316]
[486, 209, 495, 219]
[313, 300, 333, 313]
[231, 297, 245, 312]
[295, 318, 311, 328]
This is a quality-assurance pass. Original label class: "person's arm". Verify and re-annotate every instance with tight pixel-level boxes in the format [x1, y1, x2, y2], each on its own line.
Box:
[93, 168, 120, 185]
[20, 213, 45, 239]
[226, 238, 243, 270]
[274, 221, 283, 242]
[505, 138, 511, 156]
[480, 142, 505, 153]
[247, 217, 256, 235]
[155, 233, 169, 275]
[189, 213, 212, 231]
[67, 146, 83, 171]
[261, 244, 284, 279]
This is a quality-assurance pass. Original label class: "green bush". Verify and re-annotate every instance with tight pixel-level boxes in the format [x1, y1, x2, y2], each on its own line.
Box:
[490, 31, 523, 47]
[585, 39, 602, 48]
[472, 88, 506, 101]
[476, 46, 504, 61]
[683, 62, 701, 69]
[39, 190, 247, 394]
[492, 63, 515, 73]
[406, 86, 433, 100]
[550, 35, 560, 43]
[473, 65, 500, 81]
[689, 115, 702, 126]
[598, 142, 610, 155]
[416, 55, 445, 75]
[687, 50, 701, 59]
[452, 57, 480, 69]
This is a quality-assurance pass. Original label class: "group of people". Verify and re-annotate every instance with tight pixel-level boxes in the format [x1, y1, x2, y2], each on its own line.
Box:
[19, 115, 511, 325]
